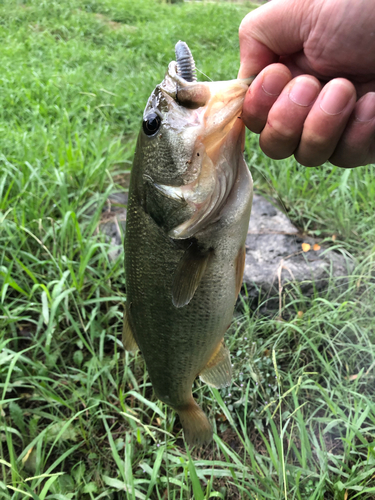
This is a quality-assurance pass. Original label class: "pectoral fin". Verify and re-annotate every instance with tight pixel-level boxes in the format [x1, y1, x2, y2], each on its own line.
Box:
[199, 342, 232, 388]
[172, 243, 212, 308]
[122, 306, 138, 352]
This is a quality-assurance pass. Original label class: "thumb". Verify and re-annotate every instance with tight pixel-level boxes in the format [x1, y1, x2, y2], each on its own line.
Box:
[238, 0, 310, 78]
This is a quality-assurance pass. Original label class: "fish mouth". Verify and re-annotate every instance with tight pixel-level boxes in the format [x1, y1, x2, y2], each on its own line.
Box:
[162, 41, 254, 110]
[157, 42, 254, 239]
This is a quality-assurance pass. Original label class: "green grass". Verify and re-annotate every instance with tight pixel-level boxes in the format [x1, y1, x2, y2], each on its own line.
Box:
[1, 0, 375, 498]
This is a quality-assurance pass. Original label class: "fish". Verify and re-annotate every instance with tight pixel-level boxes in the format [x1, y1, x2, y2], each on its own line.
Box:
[123, 41, 253, 445]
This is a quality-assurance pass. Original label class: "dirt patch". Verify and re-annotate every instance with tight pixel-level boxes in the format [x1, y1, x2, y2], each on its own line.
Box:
[94, 13, 138, 32]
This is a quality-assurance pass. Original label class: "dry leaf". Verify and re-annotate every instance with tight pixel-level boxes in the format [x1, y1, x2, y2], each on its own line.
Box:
[313, 243, 321, 251]
[22, 447, 34, 464]
[216, 413, 227, 422]
[332, 234, 337, 241]
[275, 316, 286, 323]
[297, 311, 304, 319]
[344, 374, 360, 381]
[302, 243, 311, 252]
[344, 490, 348, 500]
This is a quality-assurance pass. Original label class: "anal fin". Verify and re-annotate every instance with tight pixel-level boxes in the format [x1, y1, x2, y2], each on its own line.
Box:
[122, 306, 138, 352]
[199, 342, 232, 388]
[172, 242, 212, 308]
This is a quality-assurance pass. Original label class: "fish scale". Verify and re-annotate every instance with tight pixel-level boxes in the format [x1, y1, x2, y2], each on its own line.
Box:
[126, 204, 234, 401]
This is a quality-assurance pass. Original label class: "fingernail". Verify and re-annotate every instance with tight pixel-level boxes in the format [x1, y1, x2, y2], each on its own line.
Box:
[320, 82, 352, 115]
[289, 77, 319, 106]
[262, 70, 287, 96]
[355, 92, 375, 122]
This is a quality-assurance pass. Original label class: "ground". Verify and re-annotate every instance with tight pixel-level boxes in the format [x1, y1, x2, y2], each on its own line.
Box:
[1, 0, 375, 499]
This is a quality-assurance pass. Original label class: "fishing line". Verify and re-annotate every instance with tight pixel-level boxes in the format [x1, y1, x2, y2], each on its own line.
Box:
[195, 67, 213, 82]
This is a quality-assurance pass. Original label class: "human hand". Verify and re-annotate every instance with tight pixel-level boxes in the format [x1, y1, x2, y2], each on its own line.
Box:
[239, 0, 375, 168]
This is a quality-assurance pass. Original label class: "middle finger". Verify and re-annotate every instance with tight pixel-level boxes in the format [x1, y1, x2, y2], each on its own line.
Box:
[259, 75, 321, 159]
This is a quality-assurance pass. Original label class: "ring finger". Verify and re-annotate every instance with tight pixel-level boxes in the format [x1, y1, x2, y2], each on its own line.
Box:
[294, 79, 357, 166]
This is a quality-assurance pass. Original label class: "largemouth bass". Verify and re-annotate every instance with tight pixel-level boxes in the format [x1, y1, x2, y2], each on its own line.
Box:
[123, 42, 253, 445]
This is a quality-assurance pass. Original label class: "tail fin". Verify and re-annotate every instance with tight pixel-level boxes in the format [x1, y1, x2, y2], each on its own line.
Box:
[176, 398, 213, 446]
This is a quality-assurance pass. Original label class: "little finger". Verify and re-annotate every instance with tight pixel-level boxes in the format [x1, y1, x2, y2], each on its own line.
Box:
[330, 92, 375, 167]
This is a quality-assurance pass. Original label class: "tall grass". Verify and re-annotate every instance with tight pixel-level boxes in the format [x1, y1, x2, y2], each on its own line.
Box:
[1, 0, 375, 499]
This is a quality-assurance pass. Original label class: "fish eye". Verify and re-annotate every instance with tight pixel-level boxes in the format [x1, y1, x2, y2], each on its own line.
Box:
[143, 112, 161, 137]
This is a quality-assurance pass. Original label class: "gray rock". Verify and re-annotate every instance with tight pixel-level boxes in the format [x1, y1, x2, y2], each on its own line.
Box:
[244, 194, 353, 310]
[97, 192, 127, 262]
[98, 191, 353, 310]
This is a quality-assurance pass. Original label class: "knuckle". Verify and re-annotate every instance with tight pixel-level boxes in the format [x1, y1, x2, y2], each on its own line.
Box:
[238, 14, 254, 40]
[329, 158, 358, 168]
[329, 150, 365, 168]
[304, 132, 330, 149]
[260, 142, 288, 160]
[294, 153, 322, 167]
[266, 117, 299, 140]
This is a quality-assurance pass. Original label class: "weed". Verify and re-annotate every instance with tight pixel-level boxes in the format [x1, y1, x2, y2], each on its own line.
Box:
[1, 0, 375, 498]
